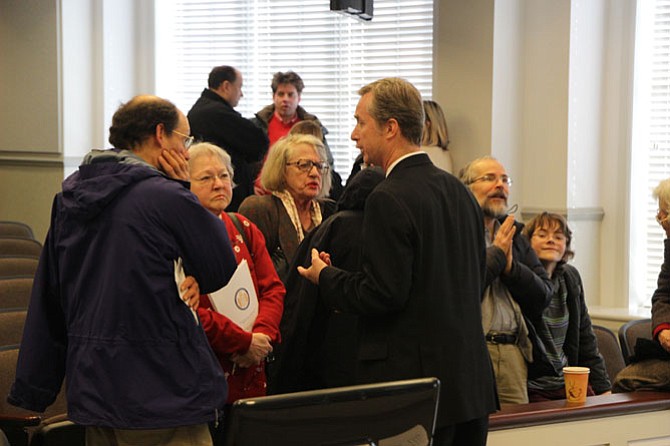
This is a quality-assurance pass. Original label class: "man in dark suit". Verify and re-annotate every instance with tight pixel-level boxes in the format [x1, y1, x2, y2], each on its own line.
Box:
[298, 78, 497, 445]
[188, 65, 269, 211]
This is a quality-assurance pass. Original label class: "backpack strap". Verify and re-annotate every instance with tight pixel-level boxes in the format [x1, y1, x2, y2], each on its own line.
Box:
[227, 212, 251, 255]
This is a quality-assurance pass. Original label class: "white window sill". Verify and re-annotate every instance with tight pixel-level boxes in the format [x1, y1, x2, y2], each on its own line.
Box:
[589, 306, 651, 323]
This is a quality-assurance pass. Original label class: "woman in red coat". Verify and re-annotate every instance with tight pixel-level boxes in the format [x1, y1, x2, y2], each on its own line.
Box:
[188, 142, 285, 407]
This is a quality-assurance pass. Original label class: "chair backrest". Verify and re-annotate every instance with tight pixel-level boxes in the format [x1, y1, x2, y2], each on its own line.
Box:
[618, 318, 653, 364]
[0, 222, 35, 240]
[0, 309, 27, 347]
[592, 325, 626, 383]
[224, 377, 440, 446]
[0, 345, 41, 446]
[0, 277, 34, 310]
[0, 239, 42, 258]
[0, 257, 38, 279]
[0, 345, 70, 446]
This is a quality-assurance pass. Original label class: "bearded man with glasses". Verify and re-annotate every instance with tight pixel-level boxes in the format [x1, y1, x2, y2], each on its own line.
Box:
[459, 156, 554, 405]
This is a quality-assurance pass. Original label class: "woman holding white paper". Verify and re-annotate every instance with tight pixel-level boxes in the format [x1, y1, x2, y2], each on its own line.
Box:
[188, 142, 285, 409]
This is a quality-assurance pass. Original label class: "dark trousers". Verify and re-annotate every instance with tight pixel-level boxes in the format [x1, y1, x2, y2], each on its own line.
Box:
[432, 416, 489, 446]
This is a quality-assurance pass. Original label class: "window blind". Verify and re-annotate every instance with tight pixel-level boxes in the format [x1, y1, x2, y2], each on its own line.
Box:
[630, 0, 670, 308]
[155, 0, 434, 181]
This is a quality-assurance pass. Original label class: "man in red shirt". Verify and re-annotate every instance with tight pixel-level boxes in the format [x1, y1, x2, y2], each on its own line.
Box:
[252, 71, 343, 199]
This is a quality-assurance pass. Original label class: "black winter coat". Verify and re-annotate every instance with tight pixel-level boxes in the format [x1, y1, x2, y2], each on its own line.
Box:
[188, 89, 269, 211]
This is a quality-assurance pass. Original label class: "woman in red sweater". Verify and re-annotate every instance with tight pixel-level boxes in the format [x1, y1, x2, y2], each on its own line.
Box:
[188, 142, 285, 409]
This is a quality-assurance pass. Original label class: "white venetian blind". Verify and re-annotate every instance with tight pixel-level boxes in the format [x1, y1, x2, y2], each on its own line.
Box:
[630, 0, 670, 309]
[155, 0, 433, 181]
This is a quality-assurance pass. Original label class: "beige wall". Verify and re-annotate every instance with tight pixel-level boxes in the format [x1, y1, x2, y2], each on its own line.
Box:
[434, 0, 636, 314]
[433, 0, 495, 170]
[0, 0, 63, 241]
[0, 163, 62, 242]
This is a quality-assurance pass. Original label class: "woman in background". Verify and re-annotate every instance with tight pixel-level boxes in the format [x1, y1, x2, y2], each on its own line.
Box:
[614, 178, 670, 392]
[188, 142, 285, 412]
[239, 133, 335, 283]
[421, 100, 453, 173]
[522, 212, 611, 401]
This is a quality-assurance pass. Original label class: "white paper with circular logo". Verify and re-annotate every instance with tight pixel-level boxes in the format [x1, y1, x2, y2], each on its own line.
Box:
[207, 259, 259, 332]
[173, 257, 199, 325]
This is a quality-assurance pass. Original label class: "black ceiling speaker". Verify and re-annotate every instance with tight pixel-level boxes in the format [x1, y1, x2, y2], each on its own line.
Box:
[330, 0, 373, 21]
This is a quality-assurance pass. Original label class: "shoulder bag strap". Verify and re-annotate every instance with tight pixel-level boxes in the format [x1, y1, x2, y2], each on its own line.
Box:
[227, 212, 252, 254]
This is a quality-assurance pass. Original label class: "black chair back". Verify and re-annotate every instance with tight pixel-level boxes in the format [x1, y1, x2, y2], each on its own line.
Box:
[618, 318, 653, 364]
[225, 377, 440, 446]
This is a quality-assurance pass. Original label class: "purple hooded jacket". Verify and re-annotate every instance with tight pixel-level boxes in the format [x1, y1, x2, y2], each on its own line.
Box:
[8, 149, 237, 429]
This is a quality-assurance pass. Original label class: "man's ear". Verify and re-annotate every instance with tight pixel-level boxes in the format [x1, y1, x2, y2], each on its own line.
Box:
[385, 118, 400, 138]
[155, 123, 167, 148]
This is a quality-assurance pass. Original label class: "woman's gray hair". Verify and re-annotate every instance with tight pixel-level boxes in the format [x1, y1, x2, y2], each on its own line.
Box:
[188, 142, 235, 185]
[654, 178, 670, 209]
[260, 133, 332, 198]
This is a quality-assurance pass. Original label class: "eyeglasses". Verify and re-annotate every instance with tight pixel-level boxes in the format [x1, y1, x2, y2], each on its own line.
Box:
[173, 130, 195, 149]
[193, 172, 232, 185]
[286, 159, 329, 174]
[470, 174, 512, 187]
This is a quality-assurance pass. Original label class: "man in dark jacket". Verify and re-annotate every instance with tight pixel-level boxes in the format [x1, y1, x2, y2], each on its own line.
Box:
[188, 66, 269, 211]
[270, 167, 385, 394]
[459, 156, 554, 405]
[299, 78, 497, 446]
[8, 95, 237, 445]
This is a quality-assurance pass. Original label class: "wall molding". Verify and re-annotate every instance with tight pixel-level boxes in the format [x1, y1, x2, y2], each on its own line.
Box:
[0, 152, 64, 168]
[520, 206, 605, 222]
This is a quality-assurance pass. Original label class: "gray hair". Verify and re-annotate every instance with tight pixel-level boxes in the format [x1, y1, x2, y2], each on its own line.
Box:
[260, 133, 332, 198]
[458, 156, 499, 185]
[188, 142, 236, 186]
